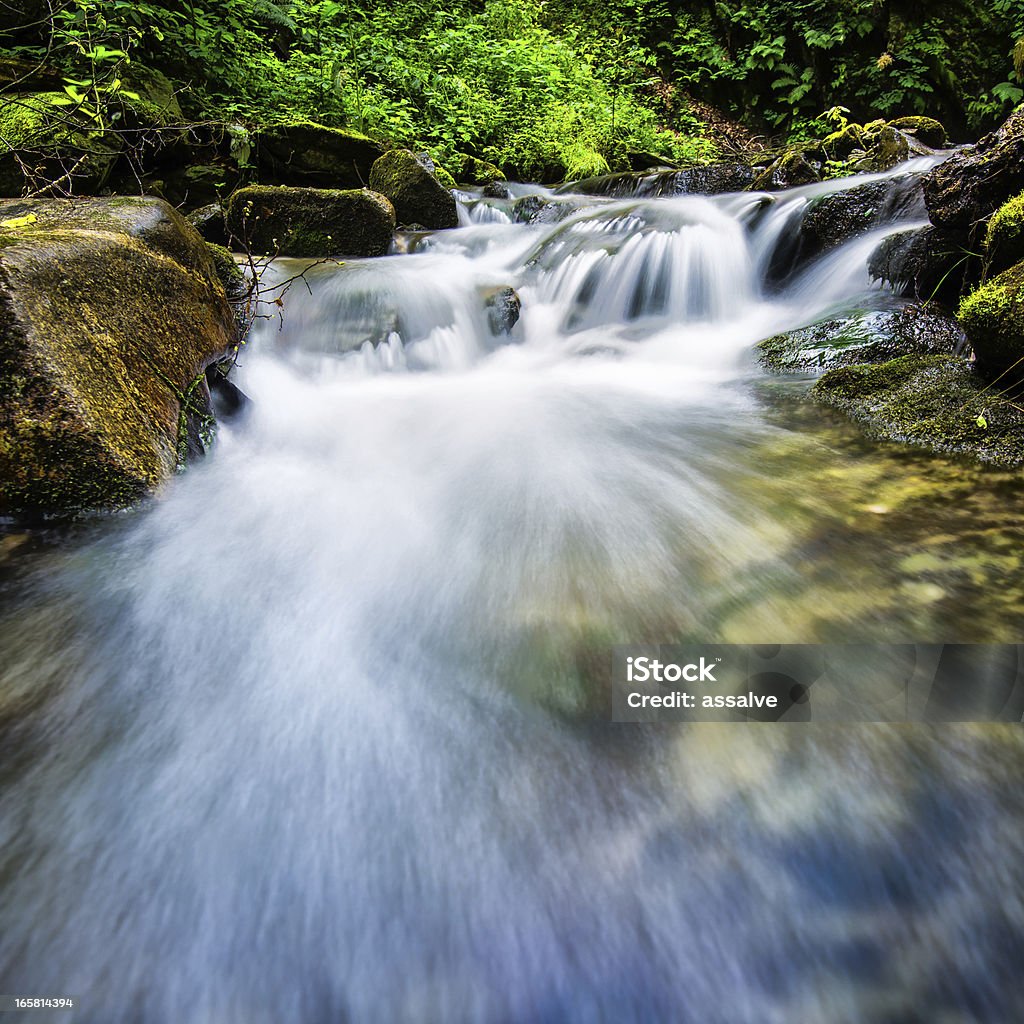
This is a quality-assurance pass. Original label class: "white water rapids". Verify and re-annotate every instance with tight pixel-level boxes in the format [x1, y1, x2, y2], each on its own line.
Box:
[1, 159, 1023, 1023]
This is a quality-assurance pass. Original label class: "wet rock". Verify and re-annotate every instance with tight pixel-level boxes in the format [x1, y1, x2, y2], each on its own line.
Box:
[750, 149, 821, 191]
[799, 176, 924, 261]
[758, 305, 967, 374]
[454, 154, 506, 186]
[626, 151, 677, 171]
[924, 106, 1024, 231]
[156, 163, 240, 210]
[225, 185, 395, 258]
[868, 226, 968, 299]
[822, 125, 867, 161]
[812, 354, 1024, 466]
[958, 261, 1024, 378]
[482, 180, 511, 200]
[253, 121, 384, 189]
[888, 116, 947, 149]
[368, 149, 458, 230]
[484, 286, 521, 335]
[187, 202, 228, 245]
[0, 56, 61, 93]
[511, 194, 577, 225]
[984, 191, 1024, 275]
[0, 92, 122, 196]
[0, 196, 238, 517]
[850, 123, 911, 172]
[562, 162, 758, 198]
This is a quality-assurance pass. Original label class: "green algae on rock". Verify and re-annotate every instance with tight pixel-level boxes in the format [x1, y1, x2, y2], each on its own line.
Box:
[225, 185, 395, 258]
[758, 306, 966, 374]
[812, 354, 1024, 466]
[253, 121, 384, 189]
[0, 196, 238, 518]
[368, 149, 459, 230]
[958, 261, 1024, 376]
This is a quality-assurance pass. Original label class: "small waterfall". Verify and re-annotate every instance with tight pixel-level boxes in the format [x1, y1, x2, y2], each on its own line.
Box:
[3, 153, 1019, 1024]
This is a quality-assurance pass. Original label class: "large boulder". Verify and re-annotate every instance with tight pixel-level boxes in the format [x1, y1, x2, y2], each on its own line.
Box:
[368, 149, 458, 230]
[984, 191, 1024, 275]
[924, 106, 1024, 231]
[0, 92, 122, 196]
[868, 225, 968, 300]
[253, 121, 384, 188]
[958, 261, 1024, 377]
[225, 185, 395, 258]
[757, 305, 966, 373]
[0, 196, 238, 518]
[812, 354, 1024, 466]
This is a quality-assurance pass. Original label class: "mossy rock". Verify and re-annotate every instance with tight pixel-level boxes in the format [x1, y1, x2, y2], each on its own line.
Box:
[887, 116, 947, 149]
[758, 306, 965, 374]
[433, 164, 457, 190]
[368, 149, 458, 230]
[852, 124, 910, 171]
[0, 196, 238, 518]
[924, 105, 1024, 231]
[750, 148, 821, 191]
[453, 154, 506, 186]
[253, 121, 384, 188]
[812, 354, 1024, 466]
[204, 241, 246, 300]
[0, 92, 122, 196]
[225, 184, 396, 257]
[157, 162, 241, 210]
[958, 261, 1024, 376]
[0, 56, 61, 93]
[822, 124, 867, 161]
[985, 191, 1024, 275]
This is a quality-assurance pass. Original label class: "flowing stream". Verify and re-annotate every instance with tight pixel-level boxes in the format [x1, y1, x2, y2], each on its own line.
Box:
[1, 161, 1024, 1022]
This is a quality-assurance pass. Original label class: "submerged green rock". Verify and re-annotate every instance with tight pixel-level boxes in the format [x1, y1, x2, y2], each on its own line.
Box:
[812, 354, 1024, 466]
[0, 196, 238, 518]
[368, 149, 459, 230]
[225, 185, 396, 258]
[958, 261, 1024, 376]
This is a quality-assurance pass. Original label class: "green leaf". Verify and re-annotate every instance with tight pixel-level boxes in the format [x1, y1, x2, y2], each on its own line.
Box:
[0, 213, 37, 229]
[977, 414, 989, 429]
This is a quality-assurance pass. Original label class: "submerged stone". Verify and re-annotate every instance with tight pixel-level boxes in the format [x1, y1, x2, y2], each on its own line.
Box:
[868, 225, 968, 300]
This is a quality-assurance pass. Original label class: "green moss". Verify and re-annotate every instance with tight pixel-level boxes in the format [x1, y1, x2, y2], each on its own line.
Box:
[958, 261, 1024, 372]
[434, 164, 457, 190]
[453, 153, 506, 185]
[887, 116, 947, 148]
[367, 150, 458, 230]
[985, 191, 1024, 273]
[0, 92, 122, 196]
[0, 197, 237, 518]
[812, 354, 1024, 466]
[225, 184, 395, 257]
[204, 241, 245, 298]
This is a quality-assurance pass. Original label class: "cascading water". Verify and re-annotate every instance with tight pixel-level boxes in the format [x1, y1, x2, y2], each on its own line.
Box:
[2, 158, 1023, 1023]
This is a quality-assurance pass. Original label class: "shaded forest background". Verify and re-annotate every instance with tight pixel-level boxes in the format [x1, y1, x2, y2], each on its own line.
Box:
[2, 0, 1023, 180]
